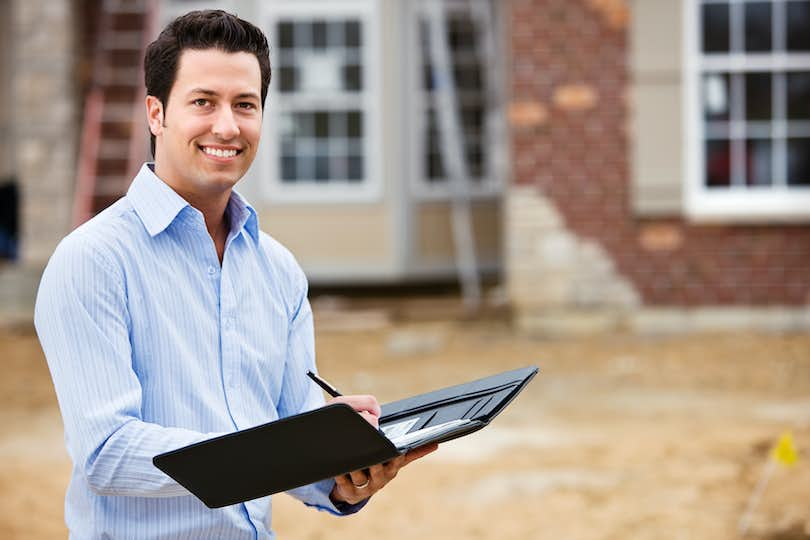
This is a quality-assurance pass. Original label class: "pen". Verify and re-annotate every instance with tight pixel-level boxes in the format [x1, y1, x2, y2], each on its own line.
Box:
[306, 370, 343, 398]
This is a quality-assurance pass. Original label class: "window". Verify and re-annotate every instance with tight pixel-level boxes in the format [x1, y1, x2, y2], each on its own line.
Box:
[410, 0, 502, 199]
[686, 0, 810, 219]
[261, 1, 380, 203]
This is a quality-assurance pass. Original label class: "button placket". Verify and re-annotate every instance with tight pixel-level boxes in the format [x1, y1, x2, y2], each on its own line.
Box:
[219, 262, 242, 426]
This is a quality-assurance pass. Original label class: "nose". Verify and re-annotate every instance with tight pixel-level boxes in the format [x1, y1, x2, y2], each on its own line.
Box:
[211, 107, 240, 141]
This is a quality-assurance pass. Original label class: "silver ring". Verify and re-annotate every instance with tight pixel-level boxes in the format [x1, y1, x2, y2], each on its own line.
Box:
[352, 478, 370, 489]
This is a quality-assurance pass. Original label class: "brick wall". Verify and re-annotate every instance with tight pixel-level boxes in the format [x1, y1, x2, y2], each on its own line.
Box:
[508, 0, 810, 308]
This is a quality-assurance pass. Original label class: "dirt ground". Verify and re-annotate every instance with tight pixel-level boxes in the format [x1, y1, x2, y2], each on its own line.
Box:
[1, 305, 809, 539]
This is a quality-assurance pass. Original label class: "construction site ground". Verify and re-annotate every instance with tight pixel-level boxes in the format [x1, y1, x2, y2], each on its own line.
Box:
[1, 298, 809, 539]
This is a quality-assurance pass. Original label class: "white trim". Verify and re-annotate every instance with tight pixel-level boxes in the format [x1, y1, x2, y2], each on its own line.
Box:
[685, 0, 702, 219]
[258, 0, 383, 204]
[685, 0, 810, 222]
[701, 54, 810, 71]
[687, 187, 810, 222]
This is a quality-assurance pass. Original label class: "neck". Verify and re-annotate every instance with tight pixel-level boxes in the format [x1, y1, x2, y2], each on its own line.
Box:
[192, 193, 231, 264]
[151, 164, 233, 262]
[190, 192, 230, 239]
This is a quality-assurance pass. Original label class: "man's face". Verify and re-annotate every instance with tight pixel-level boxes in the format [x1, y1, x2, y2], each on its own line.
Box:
[147, 48, 263, 199]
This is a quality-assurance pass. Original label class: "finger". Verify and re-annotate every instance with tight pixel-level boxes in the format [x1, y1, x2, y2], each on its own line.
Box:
[358, 410, 379, 428]
[333, 474, 363, 505]
[383, 454, 407, 475]
[362, 396, 382, 417]
[402, 442, 439, 466]
[367, 463, 389, 485]
[348, 469, 369, 488]
[334, 473, 354, 492]
[329, 395, 381, 417]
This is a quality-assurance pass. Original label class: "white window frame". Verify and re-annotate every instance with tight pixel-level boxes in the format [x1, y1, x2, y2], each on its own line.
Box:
[685, 0, 810, 222]
[259, 0, 383, 204]
[406, 0, 504, 202]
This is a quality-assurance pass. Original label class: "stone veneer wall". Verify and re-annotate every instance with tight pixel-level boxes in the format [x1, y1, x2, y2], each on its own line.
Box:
[13, 0, 77, 265]
[506, 0, 810, 333]
[506, 186, 641, 334]
[0, 0, 77, 323]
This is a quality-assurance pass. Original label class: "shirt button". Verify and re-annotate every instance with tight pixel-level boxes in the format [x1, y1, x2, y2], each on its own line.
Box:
[207, 265, 217, 276]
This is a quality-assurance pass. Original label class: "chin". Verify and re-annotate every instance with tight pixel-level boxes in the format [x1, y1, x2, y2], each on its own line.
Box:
[207, 177, 241, 193]
[200, 169, 244, 188]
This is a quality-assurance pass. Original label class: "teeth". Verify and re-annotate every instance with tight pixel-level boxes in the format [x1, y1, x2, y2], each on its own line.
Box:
[203, 147, 237, 158]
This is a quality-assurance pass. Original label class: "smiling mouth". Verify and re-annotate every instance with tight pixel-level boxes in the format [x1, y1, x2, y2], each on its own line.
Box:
[199, 145, 242, 158]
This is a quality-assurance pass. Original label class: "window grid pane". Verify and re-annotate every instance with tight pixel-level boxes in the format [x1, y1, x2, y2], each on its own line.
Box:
[787, 71, 810, 119]
[745, 72, 772, 120]
[702, 3, 730, 53]
[787, 1, 810, 51]
[787, 137, 810, 185]
[698, 0, 810, 190]
[745, 138, 773, 186]
[278, 110, 365, 183]
[706, 139, 732, 187]
[274, 15, 368, 185]
[744, 2, 772, 52]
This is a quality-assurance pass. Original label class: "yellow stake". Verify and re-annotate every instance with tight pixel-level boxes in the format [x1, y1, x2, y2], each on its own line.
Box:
[739, 431, 800, 535]
[771, 431, 799, 467]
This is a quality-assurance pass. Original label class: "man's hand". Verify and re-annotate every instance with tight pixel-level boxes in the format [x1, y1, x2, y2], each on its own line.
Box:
[325, 394, 439, 506]
[328, 394, 381, 428]
[331, 443, 438, 505]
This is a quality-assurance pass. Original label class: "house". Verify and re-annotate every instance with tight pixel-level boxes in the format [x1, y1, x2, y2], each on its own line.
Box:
[505, 0, 810, 333]
[2, 0, 808, 332]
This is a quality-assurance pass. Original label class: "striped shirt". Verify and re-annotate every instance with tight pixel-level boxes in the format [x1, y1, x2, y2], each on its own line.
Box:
[35, 163, 355, 539]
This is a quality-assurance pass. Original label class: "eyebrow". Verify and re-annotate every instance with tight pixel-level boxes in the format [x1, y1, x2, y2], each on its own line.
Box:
[187, 88, 260, 101]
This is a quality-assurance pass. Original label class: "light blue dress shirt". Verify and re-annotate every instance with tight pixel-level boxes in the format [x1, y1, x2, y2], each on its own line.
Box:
[35, 164, 357, 539]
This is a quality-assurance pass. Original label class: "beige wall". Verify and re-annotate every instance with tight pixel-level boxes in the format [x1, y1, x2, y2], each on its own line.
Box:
[261, 198, 501, 282]
[260, 204, 394, 269]
[629, 0, 684, 216]
[414, 200, 501, 267]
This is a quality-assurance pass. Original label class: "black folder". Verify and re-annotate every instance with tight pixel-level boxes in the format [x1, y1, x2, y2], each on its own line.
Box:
[153, 365, 538, 508]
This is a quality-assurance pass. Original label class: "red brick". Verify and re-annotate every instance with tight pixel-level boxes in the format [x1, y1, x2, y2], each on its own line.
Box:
[509, 0, 810, 306]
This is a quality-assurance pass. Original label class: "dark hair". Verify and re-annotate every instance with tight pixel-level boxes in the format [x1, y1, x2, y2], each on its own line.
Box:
[144, 10, 271, 156]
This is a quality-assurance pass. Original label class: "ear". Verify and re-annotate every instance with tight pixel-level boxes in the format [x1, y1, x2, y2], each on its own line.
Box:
[146, 95, 165, 136]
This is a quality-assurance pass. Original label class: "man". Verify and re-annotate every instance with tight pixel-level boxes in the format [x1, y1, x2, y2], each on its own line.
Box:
[35, 10, 435, 539]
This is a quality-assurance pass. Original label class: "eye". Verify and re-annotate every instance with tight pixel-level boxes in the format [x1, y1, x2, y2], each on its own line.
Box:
[192, 98, 210, 107]
[236, 102, 257, 111]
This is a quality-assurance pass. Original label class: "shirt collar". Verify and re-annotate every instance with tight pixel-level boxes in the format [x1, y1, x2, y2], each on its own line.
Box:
[227, 188, 260, 245]
[128, 163, 189, 237]
[128, 163, 259, 244]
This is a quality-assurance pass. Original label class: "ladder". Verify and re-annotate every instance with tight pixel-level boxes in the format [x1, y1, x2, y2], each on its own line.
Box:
[423, 0, 503, 311]
[73, 0, 158, 227]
